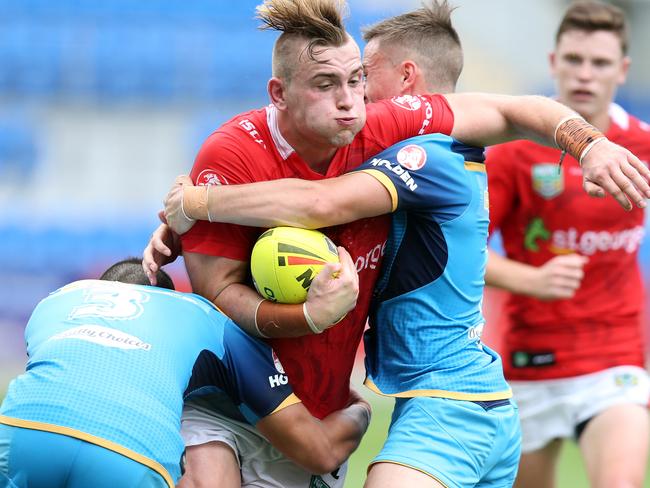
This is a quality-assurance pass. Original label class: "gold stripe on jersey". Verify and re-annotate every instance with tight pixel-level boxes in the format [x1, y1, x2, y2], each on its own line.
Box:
[0, 415, 174, 488]
[364, 378, 512, 401]
[270, 393, 301, 415]
[464, 161, 486, 173]
[360, 169, 398, 212]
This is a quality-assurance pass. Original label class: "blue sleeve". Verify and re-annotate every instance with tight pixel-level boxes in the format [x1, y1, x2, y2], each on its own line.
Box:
[223, 325, 295, 422]
[354, 134, 485, 218]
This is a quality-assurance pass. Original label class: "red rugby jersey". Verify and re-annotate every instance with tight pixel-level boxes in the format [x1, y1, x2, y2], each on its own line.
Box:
[182, 94, 454, 418]
[487, 104, 650, 381]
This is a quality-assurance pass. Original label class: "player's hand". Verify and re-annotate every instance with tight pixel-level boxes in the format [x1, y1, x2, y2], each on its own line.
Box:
[530, 254, 588, 301]
[304, 246, 359, 331]
[142, 223, 182, 285]
[580, 140, 650, 210]
[164, 174, 197, 235]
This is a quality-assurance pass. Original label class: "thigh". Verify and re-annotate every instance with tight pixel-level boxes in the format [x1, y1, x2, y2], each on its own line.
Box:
[372, 397, 511, 488]
[365, 462, 445, 488]
[579, 403, 649, 488]
[179, 442, 240, 488]
[513, 439, 562, 488]
[181, 404, 347, 488]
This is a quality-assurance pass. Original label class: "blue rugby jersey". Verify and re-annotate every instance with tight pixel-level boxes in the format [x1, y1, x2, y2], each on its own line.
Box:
[0, 280, 297, 486]
[355, 134, 511, 400]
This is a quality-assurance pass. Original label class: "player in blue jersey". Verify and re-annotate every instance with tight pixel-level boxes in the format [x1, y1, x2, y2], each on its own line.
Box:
[157, 3, 521, 487]
[0, 258, 371, 488]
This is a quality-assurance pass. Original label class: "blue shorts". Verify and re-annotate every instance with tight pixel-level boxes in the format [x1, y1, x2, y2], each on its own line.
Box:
[0, 424, 168, 488]
[372, 397, 521, 488]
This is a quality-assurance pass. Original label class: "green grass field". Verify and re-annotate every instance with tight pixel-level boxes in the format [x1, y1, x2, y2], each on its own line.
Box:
[344, 392, 650, 488]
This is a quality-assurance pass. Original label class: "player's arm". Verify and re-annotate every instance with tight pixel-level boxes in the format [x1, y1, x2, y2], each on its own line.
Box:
[184, 246, 359, 338]
[166, 172, 392, 232]
[485, 249, 588, 301]
[443, 92, 650, 210]
[256, 390, 371, 475]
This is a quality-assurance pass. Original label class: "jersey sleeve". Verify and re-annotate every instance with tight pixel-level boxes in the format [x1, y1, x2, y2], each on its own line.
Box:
[485, 142, 519, 235]
[222, 324, 299, 424]
[181, 130, 263, 261]
[364, 94, 455, 148]
[353, 135, 482, 215]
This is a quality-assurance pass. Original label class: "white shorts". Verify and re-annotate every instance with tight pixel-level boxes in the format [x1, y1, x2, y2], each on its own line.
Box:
[181, 402, 347, 488]
[511, 365, 650, 453]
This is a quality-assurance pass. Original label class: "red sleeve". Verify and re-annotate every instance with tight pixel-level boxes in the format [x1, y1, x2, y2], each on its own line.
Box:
[364, 94, 455, 146]
[181, 130, 263, 261]
[485, 143, 519, 235]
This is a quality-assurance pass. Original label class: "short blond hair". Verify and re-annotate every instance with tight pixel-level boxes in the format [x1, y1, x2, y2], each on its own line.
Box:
[257, 0, 349, 82]
[362, 0, 463, 92]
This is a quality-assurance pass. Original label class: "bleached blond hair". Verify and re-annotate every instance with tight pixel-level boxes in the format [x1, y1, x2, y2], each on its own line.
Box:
[256, 0, 350, 82]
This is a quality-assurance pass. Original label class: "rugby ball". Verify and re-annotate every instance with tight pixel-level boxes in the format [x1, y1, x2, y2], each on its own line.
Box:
[251, 227, 339, 303]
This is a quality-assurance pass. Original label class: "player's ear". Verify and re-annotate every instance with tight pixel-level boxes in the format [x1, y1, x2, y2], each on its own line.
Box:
[548, 51, 557, 78]
[618, 56, 631, 85]
[268, 77, 288, 111]
[400, 60, 417, 92]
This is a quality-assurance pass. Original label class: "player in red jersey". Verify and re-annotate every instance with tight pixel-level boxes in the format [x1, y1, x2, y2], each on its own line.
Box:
[485, 2, 650, 487]
[143, 0, 650, 486]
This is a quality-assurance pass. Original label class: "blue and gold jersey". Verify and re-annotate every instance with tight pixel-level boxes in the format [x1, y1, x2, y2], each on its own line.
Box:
[355, 134, 511, 401]
[0, 280, 297, 486]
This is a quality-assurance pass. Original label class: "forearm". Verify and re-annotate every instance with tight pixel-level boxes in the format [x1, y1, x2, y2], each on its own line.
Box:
[318, 403, 370, 469]
[485, 249, 539, 296]
[447, 93, 581, 150]
[181, 173, 391, 229]
[185, 179, 329, 228]
[184, 251, 314, 338]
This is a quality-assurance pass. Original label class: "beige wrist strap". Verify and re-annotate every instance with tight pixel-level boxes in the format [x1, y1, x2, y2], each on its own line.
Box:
[182, 185, 210, 222]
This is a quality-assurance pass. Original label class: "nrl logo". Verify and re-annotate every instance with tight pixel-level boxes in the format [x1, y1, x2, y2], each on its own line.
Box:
[532, 163, 563, 199]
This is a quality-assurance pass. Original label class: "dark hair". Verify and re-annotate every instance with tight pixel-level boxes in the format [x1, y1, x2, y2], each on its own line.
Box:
[100, 257, 175, 291]
[362, 0, 463, 91]
[556, 1, 628, 54]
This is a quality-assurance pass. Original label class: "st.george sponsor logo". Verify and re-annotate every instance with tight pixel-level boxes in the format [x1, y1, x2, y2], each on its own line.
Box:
[550, 225, 645, 255]
[49, 325, 152, 351]
[369, 157, 418, 191]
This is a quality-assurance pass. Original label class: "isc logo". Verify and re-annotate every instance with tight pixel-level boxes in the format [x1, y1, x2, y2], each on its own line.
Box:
[268, 374, 289, 388]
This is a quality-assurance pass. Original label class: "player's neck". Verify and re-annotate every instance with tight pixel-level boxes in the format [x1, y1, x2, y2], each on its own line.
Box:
[277, 116, 337, 174]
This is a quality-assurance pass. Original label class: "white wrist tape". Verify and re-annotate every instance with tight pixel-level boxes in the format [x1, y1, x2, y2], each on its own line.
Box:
[578, 137, 607, 166]
[303, 303, 324, 334]
[254, 299, 269, 338]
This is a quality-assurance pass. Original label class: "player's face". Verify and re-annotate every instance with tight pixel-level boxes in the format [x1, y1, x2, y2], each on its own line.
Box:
[284, 36, 366, 147]
[550, 29, 629, 121]
[362, 39, 403, 103]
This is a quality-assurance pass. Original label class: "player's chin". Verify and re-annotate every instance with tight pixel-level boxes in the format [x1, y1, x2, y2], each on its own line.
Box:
[330, 127, 361, 147]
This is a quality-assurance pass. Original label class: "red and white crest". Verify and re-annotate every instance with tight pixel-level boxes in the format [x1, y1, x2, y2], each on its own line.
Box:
[390, 95, 422, 111]
[396, 144, 427, 171]
[272, 350, 285, 374]
[197, 170, 227, 186]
